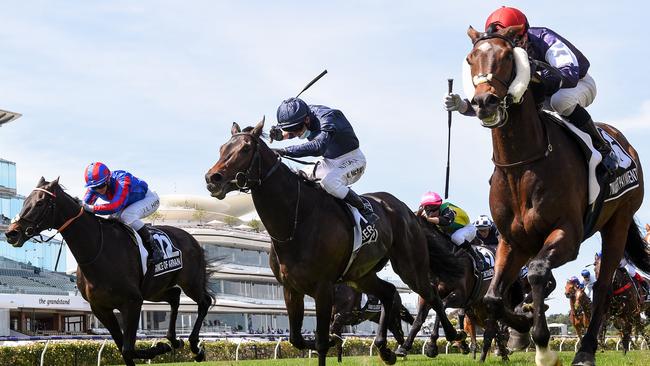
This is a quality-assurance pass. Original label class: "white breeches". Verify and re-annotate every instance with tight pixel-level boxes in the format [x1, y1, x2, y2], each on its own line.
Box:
[549, 73, 597, 116]
[110, 190, 160, 231]
[314, 148, 367, 199]
[451, 225, 477, 246]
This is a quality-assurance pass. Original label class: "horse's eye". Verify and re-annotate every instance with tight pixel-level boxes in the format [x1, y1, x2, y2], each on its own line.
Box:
[35, 201, 43, 207]
[242, 145, 251, 152]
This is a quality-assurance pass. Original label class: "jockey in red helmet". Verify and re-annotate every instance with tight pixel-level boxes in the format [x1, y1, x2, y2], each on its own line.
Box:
[444, 6, 617, 174]
[83, 162, 163, 265]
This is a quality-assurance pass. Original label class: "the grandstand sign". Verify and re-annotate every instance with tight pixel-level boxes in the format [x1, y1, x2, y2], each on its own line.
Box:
[0, 294, 90, 311]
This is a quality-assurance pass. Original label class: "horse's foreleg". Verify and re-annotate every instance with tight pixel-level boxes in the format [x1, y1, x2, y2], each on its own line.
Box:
[92, 305, 131, 366]
[484, 240, 530, 333]
[395, 296, 429, 356]
[575, 223, 628, 366]
[119, 298, 147, 361]
[313, 281, 335, 366]
[186, 292, 211, 361]
[283, 287, 307, 350]
[424, 312, 441, 358]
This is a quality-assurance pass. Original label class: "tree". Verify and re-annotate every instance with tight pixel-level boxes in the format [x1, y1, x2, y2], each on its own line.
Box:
[192, 209, 208, 224]
[247, 219, 262, 232]
[223, 215, 238, 227]
[146, 211, 164, 225]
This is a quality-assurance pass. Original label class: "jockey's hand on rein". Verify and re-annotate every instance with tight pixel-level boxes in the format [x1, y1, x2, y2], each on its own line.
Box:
[269, 126, 284, 142]
[82, 203, 94, 213]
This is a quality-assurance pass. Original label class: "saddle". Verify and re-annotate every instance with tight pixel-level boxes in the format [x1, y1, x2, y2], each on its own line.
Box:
[540, 111, 641, 239]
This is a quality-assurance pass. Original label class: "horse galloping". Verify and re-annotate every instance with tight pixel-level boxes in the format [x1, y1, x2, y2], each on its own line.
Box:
[465, 25, 648, 366]
[205, 120, 464, 366]
[565, 279, 592, 340]
[5, 178, 213, 366]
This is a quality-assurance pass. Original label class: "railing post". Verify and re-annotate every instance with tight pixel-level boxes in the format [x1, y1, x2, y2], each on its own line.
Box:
[558, 337, 565, 352]
[421, 339, 429, 355]
[274, 337, 283, 359]
[445, 341, 450, 354]
[641, 339, 647, 350]
[235, 338, 243, 361]
[615, 338, 621, 351]
[40, 340, 50, 366]
[96, 339, 107, 366]
[369, 341, 374, 356]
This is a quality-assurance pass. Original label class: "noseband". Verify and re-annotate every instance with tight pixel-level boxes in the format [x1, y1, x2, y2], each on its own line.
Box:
[229, 133, 282, 191]
[16, 187, 84, 242]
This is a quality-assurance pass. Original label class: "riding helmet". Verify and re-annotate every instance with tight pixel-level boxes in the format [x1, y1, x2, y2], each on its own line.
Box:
[84, 162, 111, 188]
[277, 97, 309, 132]
[420, 191, 443, 208]
[474, 215, 493, 228]
[485, 6, 529, 35]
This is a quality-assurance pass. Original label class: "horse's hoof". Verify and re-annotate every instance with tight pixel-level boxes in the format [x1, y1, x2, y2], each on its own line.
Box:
[379, 348, 397, 365]
[194, 346, 206, 362]
[394, 346, 408, 357]
[460, 341, 470, 355]
[424, 343, 438, 358]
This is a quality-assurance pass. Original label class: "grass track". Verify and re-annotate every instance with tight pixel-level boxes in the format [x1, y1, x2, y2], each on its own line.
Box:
[139, 351, 649, 366]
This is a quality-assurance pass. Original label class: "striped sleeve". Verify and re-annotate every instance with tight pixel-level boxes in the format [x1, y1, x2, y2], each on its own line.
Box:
[83, 189, 98, 205]
[93, 175, 131, 215]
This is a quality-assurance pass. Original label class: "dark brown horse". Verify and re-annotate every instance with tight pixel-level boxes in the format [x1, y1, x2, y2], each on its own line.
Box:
[594, 255, 649, 352]
[5, 178, 213, 366]
[205, 120, 463, 365]
[465, 25, 648, 366]
[565, 279, 592, 340]
[330, 284, 414, 362]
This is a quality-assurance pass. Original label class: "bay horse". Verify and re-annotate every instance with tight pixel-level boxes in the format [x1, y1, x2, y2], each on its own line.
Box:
[205, 120, 464, 366]
[330, 283, 414, 362]
[465, 25, 648, 366]
[564, 279, 591, 340]
[594, 254, 649, 352]
[5, 178, 213, 366]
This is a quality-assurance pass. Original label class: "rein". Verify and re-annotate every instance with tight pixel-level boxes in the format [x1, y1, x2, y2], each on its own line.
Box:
[229, 132, 303, 243]
[22, 188, 85, 243]
[492, 116, 553, 168]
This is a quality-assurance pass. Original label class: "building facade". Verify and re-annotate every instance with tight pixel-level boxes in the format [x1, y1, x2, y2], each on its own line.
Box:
[0, 159, 65, 272]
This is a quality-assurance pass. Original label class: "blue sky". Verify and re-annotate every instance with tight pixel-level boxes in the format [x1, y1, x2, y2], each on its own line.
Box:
[1, 1, 649, 314]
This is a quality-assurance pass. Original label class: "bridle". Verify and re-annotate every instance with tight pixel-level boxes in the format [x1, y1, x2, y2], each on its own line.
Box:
[470, 33, 520, 127]
[226, 132, 300, 243]
[229, 133, 282, 192]
[16, 187, 84, 243]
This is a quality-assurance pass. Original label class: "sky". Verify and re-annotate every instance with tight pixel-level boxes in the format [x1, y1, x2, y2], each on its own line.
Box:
[0, 1, 649, 315]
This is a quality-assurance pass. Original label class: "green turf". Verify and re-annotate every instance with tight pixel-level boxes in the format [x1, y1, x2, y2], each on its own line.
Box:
[141, 351, 649, 366]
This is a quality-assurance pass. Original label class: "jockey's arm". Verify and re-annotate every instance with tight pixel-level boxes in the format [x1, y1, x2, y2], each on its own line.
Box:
[83, 189, 98, 205]
[540, 35, 581, 93]
[92, 176, 132, 215]
[283, 130, 333, 158]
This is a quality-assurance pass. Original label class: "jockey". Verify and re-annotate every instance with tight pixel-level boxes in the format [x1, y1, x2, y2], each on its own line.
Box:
[473, 215, 499, 247]
[444, 6, 617, 174]
[580, 269, 594, 299]
[82, 162, 163, 265]
[417, 192, 484, 270]
[269, 97, 379, 224]
[596, 251, 649, 297]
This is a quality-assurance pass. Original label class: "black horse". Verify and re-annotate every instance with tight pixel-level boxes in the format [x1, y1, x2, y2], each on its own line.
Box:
[5, 178, 213, 366]
[205, 119, 464, 365]
[331, 283, 414, 362]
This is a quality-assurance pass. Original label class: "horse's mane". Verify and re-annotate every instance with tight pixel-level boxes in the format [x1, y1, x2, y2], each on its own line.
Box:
[417, 217, 465, 284]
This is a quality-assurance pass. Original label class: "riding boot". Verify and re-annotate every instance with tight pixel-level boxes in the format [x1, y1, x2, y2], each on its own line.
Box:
[137, 226, 163, 266]
[568, 105, 618, 174]
[459, 240, 484, 272]
[343, 189, 379, 225]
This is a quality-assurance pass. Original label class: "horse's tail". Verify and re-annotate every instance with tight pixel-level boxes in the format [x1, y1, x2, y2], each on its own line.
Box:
[624, 220, 650, 273]
[203, 254, 226, 307]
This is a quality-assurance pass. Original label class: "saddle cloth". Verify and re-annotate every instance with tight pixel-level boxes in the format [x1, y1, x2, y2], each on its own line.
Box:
[123, 225, 183, 277]
[474, 246, 496, 280]
[542, 110, 640, 204]
[339, 197, 379, 280]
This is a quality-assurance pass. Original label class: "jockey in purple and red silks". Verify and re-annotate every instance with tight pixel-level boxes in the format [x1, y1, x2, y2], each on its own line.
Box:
[82, 162, 163, 265]
[444, 6, 618, 174]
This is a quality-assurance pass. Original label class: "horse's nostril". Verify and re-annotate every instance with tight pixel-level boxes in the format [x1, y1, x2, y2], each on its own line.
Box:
[210, 173, 223, 184]
[486, 94, 499, 106]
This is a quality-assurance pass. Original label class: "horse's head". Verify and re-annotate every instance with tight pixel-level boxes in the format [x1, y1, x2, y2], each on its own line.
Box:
[5, 177, 63, 247]
[205, 117, 269, 199]
[565, 279, 577, 298]
[465, 25, 530, 128]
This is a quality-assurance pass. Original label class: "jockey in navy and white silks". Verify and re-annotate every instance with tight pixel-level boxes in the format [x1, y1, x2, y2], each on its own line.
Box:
[82, 162, 163, 264]
[444, 6, 617, 173]
[269, 97, 379, 224]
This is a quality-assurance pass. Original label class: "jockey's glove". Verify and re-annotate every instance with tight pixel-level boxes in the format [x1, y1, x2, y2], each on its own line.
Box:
[443, 93, 469, 113]
[82, 203, 95, 213]
[269, 126, 284, 142]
